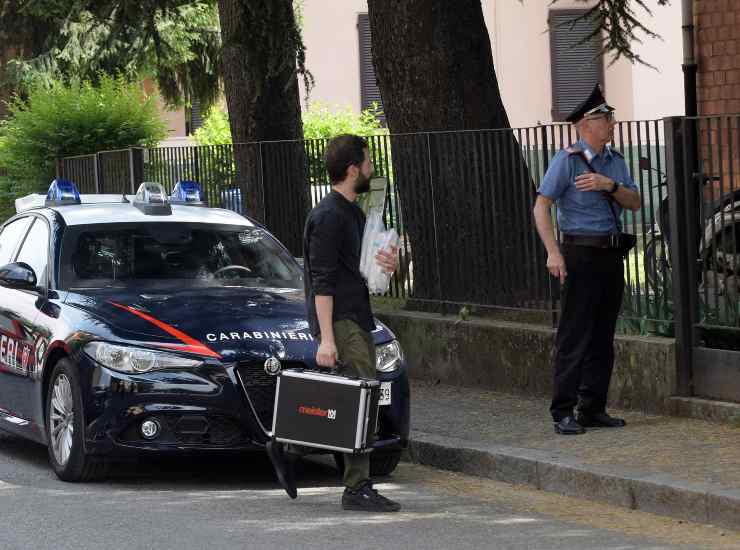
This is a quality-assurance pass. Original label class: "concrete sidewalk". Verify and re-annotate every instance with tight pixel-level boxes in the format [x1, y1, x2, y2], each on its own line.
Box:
[405, 380, 740, 532]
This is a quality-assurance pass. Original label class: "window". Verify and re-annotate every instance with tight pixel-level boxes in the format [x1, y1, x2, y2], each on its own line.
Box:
[60, 223, 303, 291]
[0, 217, 32, 266]
[186, 98, 204, 136]
[549, 10, 604, 122]
[358, 13, 385, 120]
[16, 218, 50, 286]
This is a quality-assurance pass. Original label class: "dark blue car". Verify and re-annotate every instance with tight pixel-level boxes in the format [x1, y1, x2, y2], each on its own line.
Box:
[0, 181, 409, 481]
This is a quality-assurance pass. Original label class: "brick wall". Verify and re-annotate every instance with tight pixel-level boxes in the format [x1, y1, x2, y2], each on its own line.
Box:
[696, 0, 740, 116]
[694, 1, 740, 202]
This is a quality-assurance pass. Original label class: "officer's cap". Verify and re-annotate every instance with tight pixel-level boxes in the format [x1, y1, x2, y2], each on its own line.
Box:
[565, 83, 614, 123]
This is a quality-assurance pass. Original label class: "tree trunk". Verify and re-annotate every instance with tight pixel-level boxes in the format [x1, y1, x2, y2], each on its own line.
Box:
[217, 0, 308, 254]
[0, 2, 51, 120]
[368, 0, 546, 310]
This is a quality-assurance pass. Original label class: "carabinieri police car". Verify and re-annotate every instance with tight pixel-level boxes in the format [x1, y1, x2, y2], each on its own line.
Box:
[0, 180, 409, 481]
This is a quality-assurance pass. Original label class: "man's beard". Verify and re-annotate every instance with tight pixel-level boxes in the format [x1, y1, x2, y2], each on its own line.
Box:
[354, 172, 371, 194]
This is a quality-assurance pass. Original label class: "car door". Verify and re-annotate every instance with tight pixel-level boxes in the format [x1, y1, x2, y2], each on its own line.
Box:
[0, 216, 49, 426]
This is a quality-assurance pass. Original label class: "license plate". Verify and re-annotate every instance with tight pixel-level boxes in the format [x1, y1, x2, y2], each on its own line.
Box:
[379, 382, 392, 406]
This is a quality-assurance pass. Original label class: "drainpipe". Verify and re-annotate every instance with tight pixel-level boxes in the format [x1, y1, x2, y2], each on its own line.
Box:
[682, 0, 698, 116]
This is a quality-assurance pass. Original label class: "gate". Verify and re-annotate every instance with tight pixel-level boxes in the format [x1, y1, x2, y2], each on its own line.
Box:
[666, 116, 740, 402]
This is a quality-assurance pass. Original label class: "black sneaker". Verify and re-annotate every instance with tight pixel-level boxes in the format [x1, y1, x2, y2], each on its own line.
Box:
[575, 411, 627, 428]
[554, 415, 586, 435]
[265, 440, 297, 499]
[342, 482, 401, 512]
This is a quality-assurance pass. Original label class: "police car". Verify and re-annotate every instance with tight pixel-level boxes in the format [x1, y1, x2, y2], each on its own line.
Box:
[0, 180, 409, 481]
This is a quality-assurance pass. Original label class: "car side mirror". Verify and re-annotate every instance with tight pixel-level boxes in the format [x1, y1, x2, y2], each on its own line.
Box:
[0, 262, 37, 291]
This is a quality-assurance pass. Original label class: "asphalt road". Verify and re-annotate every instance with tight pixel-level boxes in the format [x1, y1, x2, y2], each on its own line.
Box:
[0, 431, 738, 550]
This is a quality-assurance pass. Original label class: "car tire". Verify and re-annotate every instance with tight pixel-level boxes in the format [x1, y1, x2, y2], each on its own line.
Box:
[333, 450, 402, 478]
[46, 359, 107, 482]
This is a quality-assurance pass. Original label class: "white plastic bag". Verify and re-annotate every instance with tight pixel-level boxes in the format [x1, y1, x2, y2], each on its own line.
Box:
[365, 228, 399, 295]
[361, 206, 399, 295]
[360, 207, 384, 278]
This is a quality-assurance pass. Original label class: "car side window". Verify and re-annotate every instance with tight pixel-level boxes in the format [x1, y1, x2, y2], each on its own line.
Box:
[0, 217, 32, 267]
[15, 218, 50, 287]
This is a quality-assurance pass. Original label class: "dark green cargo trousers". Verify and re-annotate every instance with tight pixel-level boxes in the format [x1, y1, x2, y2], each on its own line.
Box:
[331, 319, 377, 490]
[287, 319, 376, 490]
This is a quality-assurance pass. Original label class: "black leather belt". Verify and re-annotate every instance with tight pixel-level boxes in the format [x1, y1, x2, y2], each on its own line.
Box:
[562, 234, 620, 249]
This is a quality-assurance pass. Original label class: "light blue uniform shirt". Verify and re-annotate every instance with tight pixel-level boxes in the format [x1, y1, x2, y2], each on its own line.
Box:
[537, 140, 638, 236]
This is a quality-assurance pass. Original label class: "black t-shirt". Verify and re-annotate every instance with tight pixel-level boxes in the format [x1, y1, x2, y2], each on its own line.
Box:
[303, 190, 374, 336]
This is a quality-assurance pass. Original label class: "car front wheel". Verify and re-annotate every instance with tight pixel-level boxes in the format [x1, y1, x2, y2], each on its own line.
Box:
[46, 359, 107, 482]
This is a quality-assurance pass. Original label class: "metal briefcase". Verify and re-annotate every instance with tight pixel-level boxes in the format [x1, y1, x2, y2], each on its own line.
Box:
[271, 368, 380, 454]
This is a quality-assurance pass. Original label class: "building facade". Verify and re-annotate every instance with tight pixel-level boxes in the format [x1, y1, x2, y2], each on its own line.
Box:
[158, 0, 686, 142]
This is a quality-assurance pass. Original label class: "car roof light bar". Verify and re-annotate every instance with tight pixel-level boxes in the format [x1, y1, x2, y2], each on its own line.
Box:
[133, 182, 172, 216]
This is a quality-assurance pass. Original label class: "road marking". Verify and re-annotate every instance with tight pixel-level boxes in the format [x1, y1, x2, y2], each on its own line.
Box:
[491, 517, 541, 525]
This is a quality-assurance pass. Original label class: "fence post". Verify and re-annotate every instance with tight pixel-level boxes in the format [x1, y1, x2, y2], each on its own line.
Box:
[94, 152, 102, 194]
[193, 146, 201, 188]
[128, 148, 144, 194]
[426, 133, 446, 316]
[539, 124, 558, 330]
[258, 142, 266, 223]
[664, 116, 699, 396]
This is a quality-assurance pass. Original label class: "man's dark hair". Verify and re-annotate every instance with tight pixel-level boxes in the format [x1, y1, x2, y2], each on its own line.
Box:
[325, 134, 368, 183]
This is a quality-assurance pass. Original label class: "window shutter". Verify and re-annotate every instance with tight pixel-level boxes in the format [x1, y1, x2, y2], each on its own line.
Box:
[549, 11, 604, 122]
[190, 98, 204, 133]
[358, 13, 385, 121]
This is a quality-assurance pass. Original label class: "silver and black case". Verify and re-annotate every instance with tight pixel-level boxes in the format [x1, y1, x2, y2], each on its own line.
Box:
[271, 368, 380, 454]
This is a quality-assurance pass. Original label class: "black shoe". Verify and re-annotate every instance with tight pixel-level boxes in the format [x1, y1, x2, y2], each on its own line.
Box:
[554, 416, 586, 435]
[576, 411, 626, 428]
[342, 482, 401, 512]
[266, 440, 297, 499]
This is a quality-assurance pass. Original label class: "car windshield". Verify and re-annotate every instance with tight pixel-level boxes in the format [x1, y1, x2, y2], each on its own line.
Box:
[60, 222, 303, 291]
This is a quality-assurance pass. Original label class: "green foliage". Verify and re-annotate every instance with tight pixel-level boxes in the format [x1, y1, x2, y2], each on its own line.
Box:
[0, 76, 166, 221]
[302, 102, 386, 140]
[193, 107, 231, 145]
[293, 0, 305, 32]
[194, 102, 387, 146]
[7, 0, 222, 111]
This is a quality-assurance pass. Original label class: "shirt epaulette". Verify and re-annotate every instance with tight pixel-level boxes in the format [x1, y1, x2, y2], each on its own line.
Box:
[564, 146, 583, 155]
[609, 147, 624, 158]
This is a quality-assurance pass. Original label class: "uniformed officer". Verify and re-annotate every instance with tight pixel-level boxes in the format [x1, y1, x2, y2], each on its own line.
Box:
[533, 84, 642, 435]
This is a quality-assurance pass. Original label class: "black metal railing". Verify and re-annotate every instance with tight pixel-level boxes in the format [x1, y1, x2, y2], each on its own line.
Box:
[58, 121, 671, 333]
[689, 116, 740, 340]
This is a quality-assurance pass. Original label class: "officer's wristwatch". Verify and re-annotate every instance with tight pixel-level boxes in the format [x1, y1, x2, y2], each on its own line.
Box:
[609, 180, 621, 194]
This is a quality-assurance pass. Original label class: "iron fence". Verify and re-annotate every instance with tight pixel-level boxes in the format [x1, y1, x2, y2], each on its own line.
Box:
[58, 121, 671, 334]
[683, 116, 740, 341]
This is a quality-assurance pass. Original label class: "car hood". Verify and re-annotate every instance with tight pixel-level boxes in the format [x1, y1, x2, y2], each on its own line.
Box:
[64, 286, 393, 363]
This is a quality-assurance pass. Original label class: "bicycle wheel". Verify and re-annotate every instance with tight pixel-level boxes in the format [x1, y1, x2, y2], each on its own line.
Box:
[644, 235, 670, 293]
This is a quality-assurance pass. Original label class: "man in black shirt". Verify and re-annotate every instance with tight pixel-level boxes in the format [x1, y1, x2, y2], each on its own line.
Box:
[268, 134, 400, 512]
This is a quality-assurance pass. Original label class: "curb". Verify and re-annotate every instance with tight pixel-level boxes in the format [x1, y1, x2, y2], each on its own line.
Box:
[403, 430, 740, 532]
[669, 396, 740, 426]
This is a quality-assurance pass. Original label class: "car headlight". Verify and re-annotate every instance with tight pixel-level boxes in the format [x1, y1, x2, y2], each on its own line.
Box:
[376, 340, 403, 372]
[84, 342, 203, 374]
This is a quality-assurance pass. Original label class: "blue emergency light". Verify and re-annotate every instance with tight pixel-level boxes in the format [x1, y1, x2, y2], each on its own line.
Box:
[45, 179, 81, 206]
[170, 180, 206, 205]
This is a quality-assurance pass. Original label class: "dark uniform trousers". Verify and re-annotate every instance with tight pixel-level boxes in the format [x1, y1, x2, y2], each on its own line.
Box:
[550, 244, 625, 422]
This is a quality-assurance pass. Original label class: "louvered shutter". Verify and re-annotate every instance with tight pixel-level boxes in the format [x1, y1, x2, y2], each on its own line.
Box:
[549, 10, 604, 122]
[358, 13, 385, 121]
[190, 98, 204, 132]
